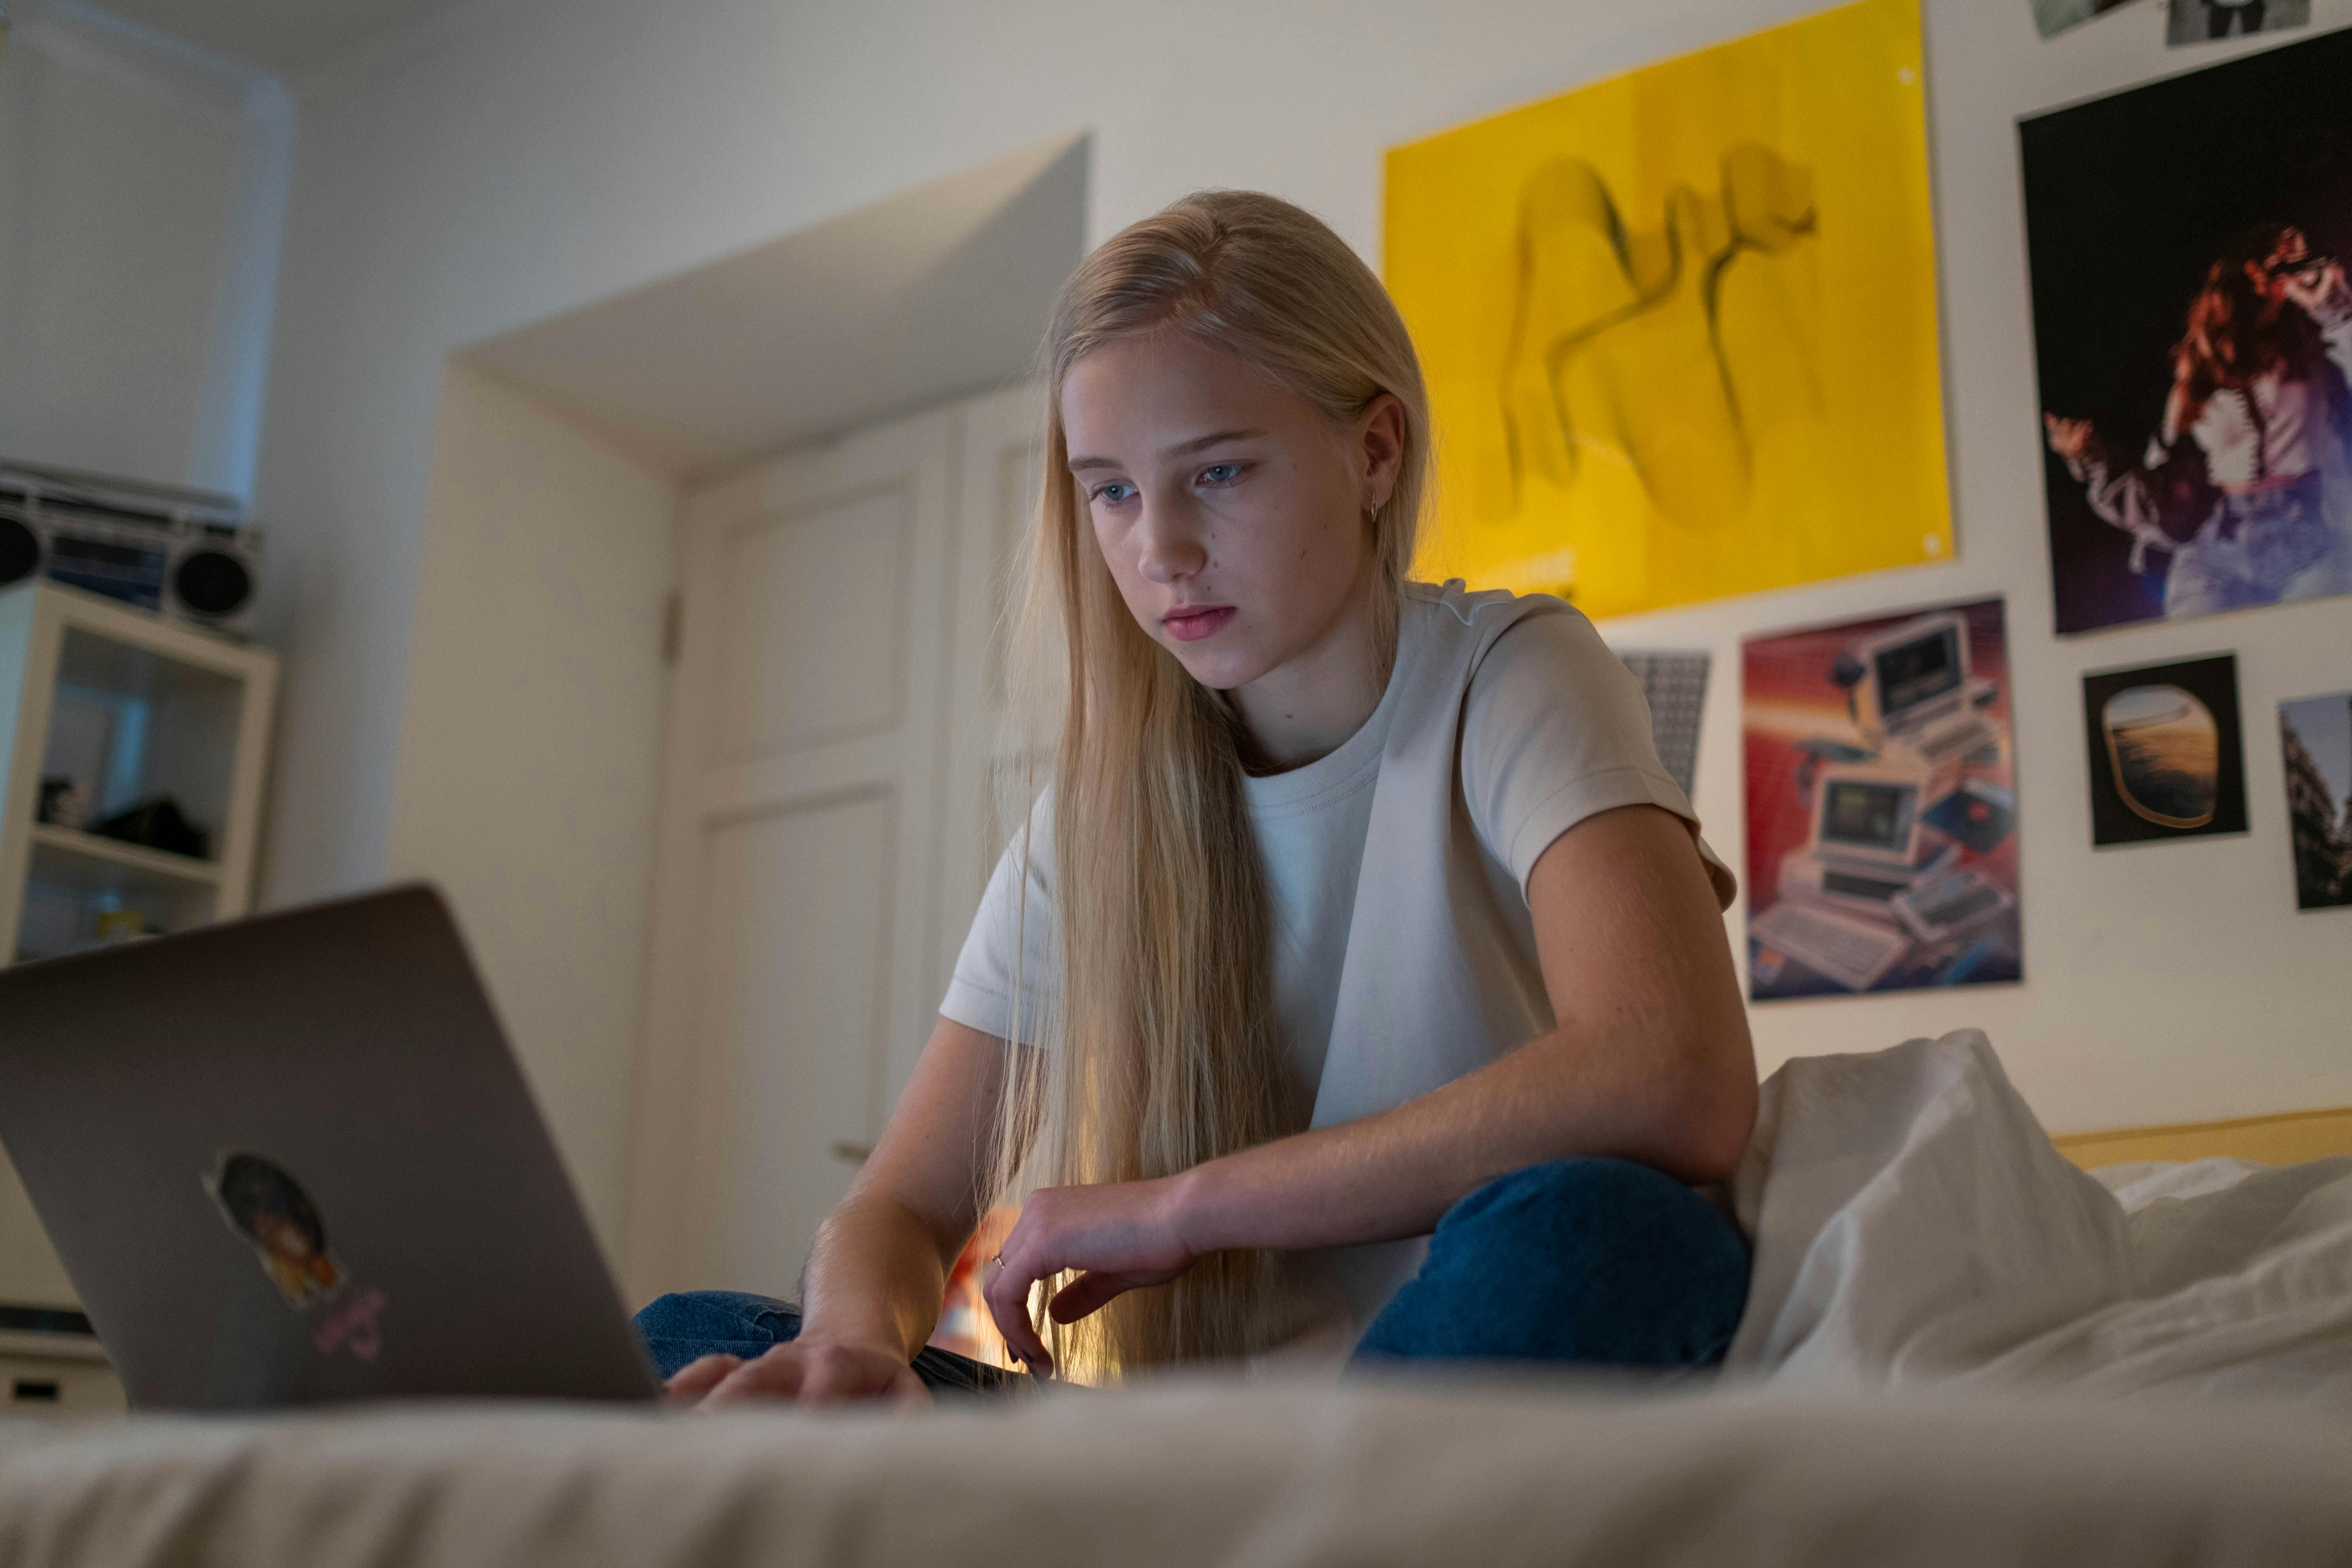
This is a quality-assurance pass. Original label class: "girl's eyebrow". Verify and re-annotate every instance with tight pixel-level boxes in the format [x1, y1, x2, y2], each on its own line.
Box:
[1164, 427, 1262, 458]
[1067, 428, 1263, 473]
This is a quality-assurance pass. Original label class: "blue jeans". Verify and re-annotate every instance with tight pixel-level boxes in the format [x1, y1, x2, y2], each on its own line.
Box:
[1351, 1157, 1749, 1370]
[636, 1157, 1747, 1387]
[633, 1289, 1021, 1393]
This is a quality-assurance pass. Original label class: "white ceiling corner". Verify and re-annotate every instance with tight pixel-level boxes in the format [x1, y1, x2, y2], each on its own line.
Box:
[460, 134, 1093, 479]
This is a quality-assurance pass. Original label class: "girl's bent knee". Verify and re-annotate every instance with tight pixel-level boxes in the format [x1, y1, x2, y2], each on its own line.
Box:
[1356, 1158, 1750, 1368]
[1444, 1156, 1710, 1235]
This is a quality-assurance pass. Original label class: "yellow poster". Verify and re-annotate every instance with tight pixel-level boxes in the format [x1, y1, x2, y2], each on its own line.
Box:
[1385, 0, 1951, 618]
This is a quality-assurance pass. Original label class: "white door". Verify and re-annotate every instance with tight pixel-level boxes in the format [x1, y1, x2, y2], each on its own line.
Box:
[624, 386, 1043, 1304]
[937, 384, 1051, 986]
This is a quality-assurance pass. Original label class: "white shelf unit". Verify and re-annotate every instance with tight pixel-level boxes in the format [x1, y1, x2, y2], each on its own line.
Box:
[0, 583, 275, 1393]
[0, 580, 276, 963]
[0, 1326, 125, 1417]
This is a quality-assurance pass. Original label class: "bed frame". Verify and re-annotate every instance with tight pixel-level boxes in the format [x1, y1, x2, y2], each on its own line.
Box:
[2054, 1105, 2352, 1169]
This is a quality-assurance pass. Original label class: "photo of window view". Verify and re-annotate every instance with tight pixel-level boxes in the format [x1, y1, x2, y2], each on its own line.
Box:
[2080, 654, 2249, 847]
[1741, 598, 2022, 1001]
[2280, 690, 2352, 910]
[2103, 684, 2224, 829]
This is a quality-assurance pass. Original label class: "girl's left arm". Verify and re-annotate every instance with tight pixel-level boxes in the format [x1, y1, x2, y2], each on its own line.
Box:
[984, 801, 1754, 1369]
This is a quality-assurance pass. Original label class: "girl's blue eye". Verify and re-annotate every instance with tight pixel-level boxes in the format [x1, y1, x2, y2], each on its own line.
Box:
[1092, 482, 1136, 504]
[1199, 463, 1241, 485]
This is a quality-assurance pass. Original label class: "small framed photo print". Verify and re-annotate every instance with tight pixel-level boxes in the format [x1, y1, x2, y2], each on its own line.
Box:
[2279, 690, 2352, 910]
[2166, 0, 2308, 48]
[2081, 653, 2248, 846]
[2029, 0, 2146, 40]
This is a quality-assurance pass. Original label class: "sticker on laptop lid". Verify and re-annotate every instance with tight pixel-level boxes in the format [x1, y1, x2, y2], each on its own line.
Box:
[203, 1152, 386, 1360]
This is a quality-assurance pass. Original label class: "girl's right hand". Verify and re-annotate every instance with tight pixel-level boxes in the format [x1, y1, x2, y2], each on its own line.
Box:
[666, 1340, 930, 1408]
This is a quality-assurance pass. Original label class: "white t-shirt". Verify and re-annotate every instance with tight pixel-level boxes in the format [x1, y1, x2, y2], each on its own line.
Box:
[939, 583, 1725, 1104]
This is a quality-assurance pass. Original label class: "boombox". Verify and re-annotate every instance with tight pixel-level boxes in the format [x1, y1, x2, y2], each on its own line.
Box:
[0, 462, 261, 637]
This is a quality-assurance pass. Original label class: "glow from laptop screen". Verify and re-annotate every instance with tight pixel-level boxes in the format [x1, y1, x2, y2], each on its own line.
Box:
[1820, 779, 1915, 853]
[1872, 623, 1963, 723]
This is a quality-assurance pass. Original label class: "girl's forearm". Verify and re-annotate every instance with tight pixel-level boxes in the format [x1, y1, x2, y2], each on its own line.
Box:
[792, 1017, 1012, 1363]
[796, 1194, 958, 1361]
[1170, 1019, 1752, 1258]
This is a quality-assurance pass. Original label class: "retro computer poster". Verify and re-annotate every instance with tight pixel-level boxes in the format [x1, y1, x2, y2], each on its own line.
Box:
[1741, 597, 2022, 1000]
[1384, 0, 1952, 619]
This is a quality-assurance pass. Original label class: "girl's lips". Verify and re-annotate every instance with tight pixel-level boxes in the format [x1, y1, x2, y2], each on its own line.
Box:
[1162, 605, 1237, 643]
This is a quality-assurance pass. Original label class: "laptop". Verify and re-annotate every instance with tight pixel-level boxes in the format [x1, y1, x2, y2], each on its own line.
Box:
[0, 886, 661, 1409]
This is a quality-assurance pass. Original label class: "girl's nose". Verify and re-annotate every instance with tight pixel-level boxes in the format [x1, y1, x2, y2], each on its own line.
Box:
[1135, 501, 1207, 584]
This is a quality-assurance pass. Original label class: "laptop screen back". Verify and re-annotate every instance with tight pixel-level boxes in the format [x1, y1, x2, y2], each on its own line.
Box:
[0, 887, 659, 1409]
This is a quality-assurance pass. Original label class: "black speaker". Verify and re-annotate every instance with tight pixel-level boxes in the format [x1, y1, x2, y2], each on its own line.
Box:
[169, 537, 257, 626]
[0, 507, 40, 586]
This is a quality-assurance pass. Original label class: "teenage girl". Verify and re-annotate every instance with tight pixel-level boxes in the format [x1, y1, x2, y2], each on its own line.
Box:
[638, 191, 1757, 1402]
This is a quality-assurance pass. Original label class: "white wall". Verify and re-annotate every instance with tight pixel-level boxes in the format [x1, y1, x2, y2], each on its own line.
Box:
[0, 0, 288, 498]
[385, 362, 676, 1256]
[253, 0, 2352, 1137]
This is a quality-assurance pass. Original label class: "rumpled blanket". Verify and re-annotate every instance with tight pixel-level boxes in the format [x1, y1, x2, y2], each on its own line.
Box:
[1729, 1029, 2352, 1402]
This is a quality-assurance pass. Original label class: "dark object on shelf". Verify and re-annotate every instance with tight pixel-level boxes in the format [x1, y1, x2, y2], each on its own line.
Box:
[36, 775, 91, 829]
[91, 796, 209, 861]
[0, 1303, 96, 1337]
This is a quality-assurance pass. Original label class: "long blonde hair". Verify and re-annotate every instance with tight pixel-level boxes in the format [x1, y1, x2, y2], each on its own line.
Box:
[990, 190, 1431, 1380]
